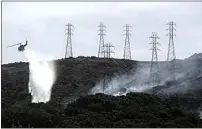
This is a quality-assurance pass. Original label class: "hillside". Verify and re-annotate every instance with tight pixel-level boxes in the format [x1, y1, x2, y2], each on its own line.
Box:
[1, 54, 202, 127]
[1, 57, 137, 108]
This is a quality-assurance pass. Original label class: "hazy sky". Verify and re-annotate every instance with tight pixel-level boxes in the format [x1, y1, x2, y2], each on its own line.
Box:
[2, 2, 202, 64]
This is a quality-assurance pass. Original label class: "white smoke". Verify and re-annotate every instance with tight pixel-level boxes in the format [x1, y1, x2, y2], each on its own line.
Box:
[90, 58, 202, 96]
[90, 62, 156, 96]
[24, 49, 56, 103]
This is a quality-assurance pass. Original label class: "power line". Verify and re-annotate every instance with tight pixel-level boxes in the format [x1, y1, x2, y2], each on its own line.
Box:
[166, 21, 177, 81]
[65, 23, 74, 58]
[123, 24, 132, 60]
[149, 32, 161, 85]
[98, 22, 106, 58]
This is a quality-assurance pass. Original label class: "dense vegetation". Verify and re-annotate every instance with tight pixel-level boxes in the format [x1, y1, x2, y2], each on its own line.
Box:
[1, 57, 202, 127]
[2, 93, 201, 128]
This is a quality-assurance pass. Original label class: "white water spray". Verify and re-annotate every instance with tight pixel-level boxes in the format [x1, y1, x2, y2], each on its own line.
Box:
[24, 49, 56, 103]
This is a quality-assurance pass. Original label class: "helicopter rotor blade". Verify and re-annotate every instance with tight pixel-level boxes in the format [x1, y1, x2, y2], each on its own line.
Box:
[7, 43, 22, 48]
[25, 39, 28, 44]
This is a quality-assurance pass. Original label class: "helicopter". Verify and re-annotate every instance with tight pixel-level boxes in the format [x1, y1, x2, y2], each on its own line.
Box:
[7, 39, 28, 52]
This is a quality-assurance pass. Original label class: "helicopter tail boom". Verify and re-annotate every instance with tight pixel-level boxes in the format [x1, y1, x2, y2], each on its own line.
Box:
[7, 43, 22, 48]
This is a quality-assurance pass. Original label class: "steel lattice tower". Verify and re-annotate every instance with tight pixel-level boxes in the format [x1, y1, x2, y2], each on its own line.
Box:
[103, 43, 115, 58]
[123, 24, 132, 60]
[65, 23, 74, 58]
[149, 32, 161, 85]
[166, 21, 176, 81]
[98, 22, 106, 58]
[102, 43, 115, 93]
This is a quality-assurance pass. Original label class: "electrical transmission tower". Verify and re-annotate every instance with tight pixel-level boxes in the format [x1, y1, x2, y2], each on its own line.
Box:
[65, 23, 74, 58]
[102, 43, 115, 93]
[123, 24, 132, 60]
[98, 22, 106, 58]
[166, 21, 176, 81]
[103, 43, 115, 58]
[149, 32, 161, 85]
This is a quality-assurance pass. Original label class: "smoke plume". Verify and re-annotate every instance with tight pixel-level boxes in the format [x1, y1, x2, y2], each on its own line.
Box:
[90, 55, 202, 96]
[90, 62, 155, 96]
[24, 49, 56, 103]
